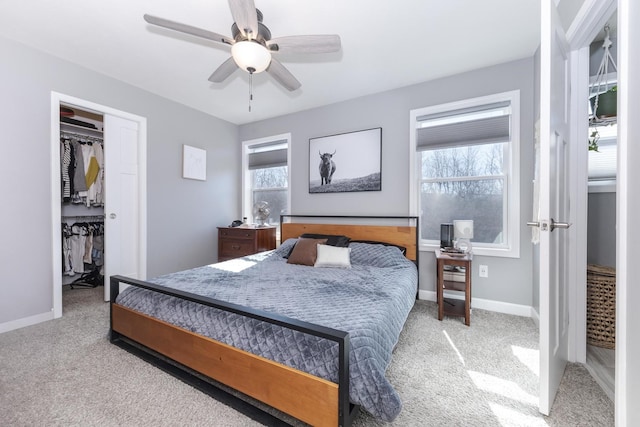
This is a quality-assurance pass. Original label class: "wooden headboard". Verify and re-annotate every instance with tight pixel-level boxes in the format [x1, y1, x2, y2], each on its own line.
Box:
[280, 215, 419, 262]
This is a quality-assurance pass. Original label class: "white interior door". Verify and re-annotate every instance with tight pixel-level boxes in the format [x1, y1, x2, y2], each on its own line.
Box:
[537, 0, 571, 415]
[103, 115, 141, 301]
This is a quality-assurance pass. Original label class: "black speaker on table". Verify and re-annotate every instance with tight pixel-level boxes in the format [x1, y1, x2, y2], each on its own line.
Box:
[440, 223, 454, 248]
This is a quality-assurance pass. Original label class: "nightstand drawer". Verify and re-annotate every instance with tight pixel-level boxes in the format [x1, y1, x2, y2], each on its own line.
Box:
[219, 239, 255, 258]
[219, 228, 256, 240]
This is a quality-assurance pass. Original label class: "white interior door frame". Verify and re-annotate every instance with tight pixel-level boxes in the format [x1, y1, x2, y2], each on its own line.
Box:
[50, 92, 147, 316]
[616, 1, 639, 425]
[564, 2, 639, 425]
[563, 0, 617, 365]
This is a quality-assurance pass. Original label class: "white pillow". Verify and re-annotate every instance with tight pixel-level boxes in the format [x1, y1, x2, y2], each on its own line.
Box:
[314, 244, 351, 268]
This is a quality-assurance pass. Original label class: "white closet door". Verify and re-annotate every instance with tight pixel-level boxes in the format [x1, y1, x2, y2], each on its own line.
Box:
[104, 115, 141, 301]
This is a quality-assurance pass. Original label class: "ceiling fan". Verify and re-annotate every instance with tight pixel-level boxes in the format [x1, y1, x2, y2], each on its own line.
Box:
[143, 0, 341, 92]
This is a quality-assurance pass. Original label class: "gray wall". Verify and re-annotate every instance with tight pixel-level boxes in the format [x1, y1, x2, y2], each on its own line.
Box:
[587, 192, 616, 267]
[557, 0, 588, 34]
[239, 58, 536, 306]
[0, 36, 238, 325]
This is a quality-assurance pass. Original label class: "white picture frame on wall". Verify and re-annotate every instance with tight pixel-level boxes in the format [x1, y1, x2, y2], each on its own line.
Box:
[182, 144, 206, 181]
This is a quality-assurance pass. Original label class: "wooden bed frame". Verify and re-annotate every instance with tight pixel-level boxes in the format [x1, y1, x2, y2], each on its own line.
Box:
[110, 215, 418, 427]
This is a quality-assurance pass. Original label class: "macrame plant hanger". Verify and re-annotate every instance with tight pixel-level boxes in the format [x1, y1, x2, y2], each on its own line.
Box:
[590, 24, 617, 126]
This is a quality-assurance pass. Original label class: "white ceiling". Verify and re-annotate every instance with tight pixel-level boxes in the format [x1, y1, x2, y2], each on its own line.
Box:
[0, 0, 540, 125]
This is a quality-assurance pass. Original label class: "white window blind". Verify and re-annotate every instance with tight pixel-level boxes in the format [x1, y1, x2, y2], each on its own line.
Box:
[588, 125, 617, 181]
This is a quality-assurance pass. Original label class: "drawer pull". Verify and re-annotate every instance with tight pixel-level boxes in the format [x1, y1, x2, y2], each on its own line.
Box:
[231, 244, 241, 250]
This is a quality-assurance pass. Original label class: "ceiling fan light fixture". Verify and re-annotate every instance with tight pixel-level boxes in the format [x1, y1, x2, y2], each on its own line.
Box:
[231, 41, 272, 74]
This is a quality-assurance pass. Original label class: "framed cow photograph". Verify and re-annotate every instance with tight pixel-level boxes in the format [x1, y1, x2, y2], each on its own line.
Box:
[308, 127, 382, 193]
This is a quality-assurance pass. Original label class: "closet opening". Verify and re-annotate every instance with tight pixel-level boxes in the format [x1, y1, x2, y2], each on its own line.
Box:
[584, 15, 617, 402]
[59, 104, 106, 296]
[50, 92, 148, 319]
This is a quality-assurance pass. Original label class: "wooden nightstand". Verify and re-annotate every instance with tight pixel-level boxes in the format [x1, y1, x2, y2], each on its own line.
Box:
[217, 226, 276, 262]
[435, 249, 473, 326]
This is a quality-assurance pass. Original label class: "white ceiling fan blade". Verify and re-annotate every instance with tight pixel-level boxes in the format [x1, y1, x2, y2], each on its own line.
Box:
[208, 57, 239, 83]
[144, 14, 234, 45]
[267, 35, 341, 54]
[228, 0, 258, 39]
[267, 58, 301, 91]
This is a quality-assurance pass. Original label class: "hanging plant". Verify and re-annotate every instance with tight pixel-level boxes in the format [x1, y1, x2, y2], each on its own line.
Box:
[596, 85, 617, 118]
[588, 25, 617, 151]
[588, 128, 600, 152]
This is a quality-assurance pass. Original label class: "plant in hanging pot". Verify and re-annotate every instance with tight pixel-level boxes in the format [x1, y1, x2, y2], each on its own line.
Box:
[588, 128, 600, 152]
[592, 85, 617, 118]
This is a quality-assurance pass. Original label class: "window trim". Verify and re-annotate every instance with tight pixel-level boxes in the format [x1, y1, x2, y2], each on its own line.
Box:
[409, 90, 520, 258]
[242, 133, 291, 227]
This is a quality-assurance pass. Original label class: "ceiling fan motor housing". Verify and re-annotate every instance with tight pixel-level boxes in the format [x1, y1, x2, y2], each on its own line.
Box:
[231, 9, 271, 44]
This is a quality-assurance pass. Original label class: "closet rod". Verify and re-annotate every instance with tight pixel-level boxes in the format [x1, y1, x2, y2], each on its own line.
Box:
[62, 215, 105, 221]
[60, 131, 103, 143]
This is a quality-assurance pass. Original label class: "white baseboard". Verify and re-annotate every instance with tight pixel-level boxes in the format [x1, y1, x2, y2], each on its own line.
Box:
[0, 311, 54, 334]
[418, 290, 534, 318]
[530, 306, 540, 327]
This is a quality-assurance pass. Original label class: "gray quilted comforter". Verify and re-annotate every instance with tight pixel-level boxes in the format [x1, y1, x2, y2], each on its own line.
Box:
[116, 239, 418, 422]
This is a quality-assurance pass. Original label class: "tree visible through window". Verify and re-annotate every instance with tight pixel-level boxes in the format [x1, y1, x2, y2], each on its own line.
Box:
[251, 166, 288, 226]
[420, 143, 505, 244]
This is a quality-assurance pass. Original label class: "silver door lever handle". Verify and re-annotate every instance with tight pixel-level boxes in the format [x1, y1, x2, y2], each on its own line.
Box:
[550, 218, 571, 231]
[526, 219, 570, 231]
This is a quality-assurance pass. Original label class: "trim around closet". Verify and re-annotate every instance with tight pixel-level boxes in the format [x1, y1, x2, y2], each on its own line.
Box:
[50, 92, 148, 318]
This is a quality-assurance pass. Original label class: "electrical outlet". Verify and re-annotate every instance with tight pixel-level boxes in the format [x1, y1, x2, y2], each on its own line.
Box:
[479, 265, 489, 278]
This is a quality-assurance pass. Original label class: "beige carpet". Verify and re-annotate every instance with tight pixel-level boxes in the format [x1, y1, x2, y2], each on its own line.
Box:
[0, 286, 614, 426]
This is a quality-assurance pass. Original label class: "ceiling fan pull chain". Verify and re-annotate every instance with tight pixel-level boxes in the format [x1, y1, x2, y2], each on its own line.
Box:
[248, 67, 255, 112]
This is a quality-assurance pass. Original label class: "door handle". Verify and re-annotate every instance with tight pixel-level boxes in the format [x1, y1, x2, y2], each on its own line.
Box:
[549, 218, 571, 231]
[527, 219, 570, 232]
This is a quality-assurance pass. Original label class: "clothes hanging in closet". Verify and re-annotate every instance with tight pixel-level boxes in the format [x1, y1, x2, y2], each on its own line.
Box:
[61, 220, 104, 276]
[60, 139, 72, 201]
[60, 134, 104, 207]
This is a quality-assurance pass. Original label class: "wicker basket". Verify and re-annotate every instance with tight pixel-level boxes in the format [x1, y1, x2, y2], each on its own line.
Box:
[586, 264, 616, 349]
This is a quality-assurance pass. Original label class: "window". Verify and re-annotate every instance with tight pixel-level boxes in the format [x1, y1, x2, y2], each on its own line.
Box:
[242, 134, 291, 231]
[588, 123, 617, 193]
[409, 91, 520, 257]
[587, 74, 617, 193]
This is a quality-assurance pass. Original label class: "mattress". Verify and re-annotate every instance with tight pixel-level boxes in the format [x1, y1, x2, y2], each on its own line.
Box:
[116, 239, 418, 422]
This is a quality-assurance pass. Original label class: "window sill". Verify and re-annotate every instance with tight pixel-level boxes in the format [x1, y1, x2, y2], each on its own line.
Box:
[588, 180, 616, 193]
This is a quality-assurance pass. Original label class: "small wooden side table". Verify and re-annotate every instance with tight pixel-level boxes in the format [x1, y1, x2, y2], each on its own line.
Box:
[217, 226, 276, 262]
[435, 249, 473, 326]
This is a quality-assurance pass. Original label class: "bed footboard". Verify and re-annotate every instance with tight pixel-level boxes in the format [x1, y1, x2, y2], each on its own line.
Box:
[109, 275, 357, 427]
